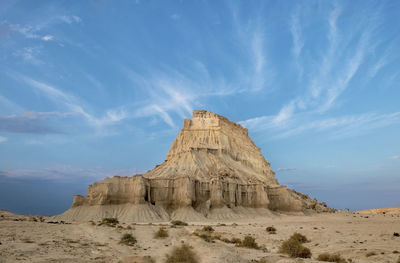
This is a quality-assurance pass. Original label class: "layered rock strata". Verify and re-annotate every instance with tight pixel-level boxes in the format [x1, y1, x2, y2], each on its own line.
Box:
[58, 110, 330, 222]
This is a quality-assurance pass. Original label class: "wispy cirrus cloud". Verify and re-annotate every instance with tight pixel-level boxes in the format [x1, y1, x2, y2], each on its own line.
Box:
[241, 4, 396, 140]
[392, 155, 400, 160]
[124, 68, 199, 127]
[290, 8, 304, 59]
[242, 111, 400, 140]
[13, 46, 44, 65]
[8, 73, 128, 131]
[170, 14, 180, 20]
[58, 15, 81, 24]
[0, 136, 7, 143]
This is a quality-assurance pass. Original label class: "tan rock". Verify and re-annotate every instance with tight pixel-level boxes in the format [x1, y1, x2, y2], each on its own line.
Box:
[57, 110, 328, 222]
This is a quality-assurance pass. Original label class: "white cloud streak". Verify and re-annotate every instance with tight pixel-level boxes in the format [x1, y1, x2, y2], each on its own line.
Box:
[58, 15, 81, 24]
[392, 155, 400, 160]
[0, 136, 7, 143]
[290, 9, 304, 59]
[242, 4, 392, 140]
[13, 47, 44, 65]
[42, 35, 54, 41]
[10, 73, 128, 130]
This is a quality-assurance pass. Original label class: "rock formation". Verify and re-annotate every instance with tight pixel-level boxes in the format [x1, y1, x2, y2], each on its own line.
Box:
[57, 110, 332, 222]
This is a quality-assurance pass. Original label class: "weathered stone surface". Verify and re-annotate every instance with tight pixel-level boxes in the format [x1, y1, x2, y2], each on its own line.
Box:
[57, 110, 330, 222]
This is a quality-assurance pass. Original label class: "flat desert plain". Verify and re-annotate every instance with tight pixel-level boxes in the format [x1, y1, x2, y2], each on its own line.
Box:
[0, 210, 399, 263]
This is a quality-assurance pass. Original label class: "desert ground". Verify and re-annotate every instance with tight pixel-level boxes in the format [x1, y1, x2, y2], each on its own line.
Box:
[1, 210, 399, 263]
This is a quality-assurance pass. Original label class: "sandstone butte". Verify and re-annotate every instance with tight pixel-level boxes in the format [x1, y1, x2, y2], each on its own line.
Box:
[56, 110, 333, 222]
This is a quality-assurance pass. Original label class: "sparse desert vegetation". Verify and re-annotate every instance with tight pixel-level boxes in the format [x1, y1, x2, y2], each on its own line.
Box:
[279, 233, 312, 258]
[365, 251, 376, 257]
[1, 210, 399, 262]
[119, 233, 137, 246]
[155, 227, 169, 238]
[165, 244, 199, 263]
[99, 217, 119, 227]
[202, 225, 214, 232]
[266, 226, 276, 234]
[238, 235, 259, 249]
[171, 220, 188, 226]
[317, 252, 347, 262]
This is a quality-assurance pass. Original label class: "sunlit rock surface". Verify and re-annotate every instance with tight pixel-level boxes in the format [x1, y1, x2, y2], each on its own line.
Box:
[57, 110, 332, 222]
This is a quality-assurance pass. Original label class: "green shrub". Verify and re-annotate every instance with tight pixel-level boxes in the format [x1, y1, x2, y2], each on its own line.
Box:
[266, 226, 276, 234]
[317, 253, 346, 262]
[279, 233, 311, 258]
[165, 244, 199, 263]
[239, 236, 259, 249]
[155, 227, 169, 238]
[120, 233, 137, 246]
[171, 220, 188, 226]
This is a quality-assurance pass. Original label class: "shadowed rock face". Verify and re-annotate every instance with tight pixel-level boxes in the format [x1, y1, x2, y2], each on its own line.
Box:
[59, 110, 330, 222]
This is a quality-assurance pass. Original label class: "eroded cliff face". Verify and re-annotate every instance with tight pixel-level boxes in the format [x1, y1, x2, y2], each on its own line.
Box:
[58, 110, 329, 222]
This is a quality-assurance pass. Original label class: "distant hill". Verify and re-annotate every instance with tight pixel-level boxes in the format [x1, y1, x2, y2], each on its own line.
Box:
[357, 207, 400, 215]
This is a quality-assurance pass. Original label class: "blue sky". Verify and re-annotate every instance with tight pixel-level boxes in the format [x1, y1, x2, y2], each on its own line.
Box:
[0, 0, 399, 215]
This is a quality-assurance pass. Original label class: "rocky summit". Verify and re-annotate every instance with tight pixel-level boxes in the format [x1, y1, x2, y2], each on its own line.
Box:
[57, 110, 332, 222]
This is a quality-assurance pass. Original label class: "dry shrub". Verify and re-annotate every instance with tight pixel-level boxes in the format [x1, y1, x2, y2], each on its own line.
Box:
[171, 220, 188, 226]
[230, 237, 242, 244]
[279, 233, 311, 258]
[238, 236, 259, 249]
[366, 252, 376, 257]
[22, 238, 34, 243]
[290, 232, 309, 243]
[165, 244, 199, 263]
[317, 253, 346, 262]
[155, 227, 169, 238]
[120, 233, 137, 246]
[266, 226, 276, 234]
[202, 226, 215, 232]
[193, 229, 214, 243]
[99, 217, 119, 227]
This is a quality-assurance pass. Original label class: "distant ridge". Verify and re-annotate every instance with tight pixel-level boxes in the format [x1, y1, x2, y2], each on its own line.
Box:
[356, 207, 400, 215]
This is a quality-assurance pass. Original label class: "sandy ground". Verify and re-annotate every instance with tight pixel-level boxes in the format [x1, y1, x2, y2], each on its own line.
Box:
[1, 210, 400, 263]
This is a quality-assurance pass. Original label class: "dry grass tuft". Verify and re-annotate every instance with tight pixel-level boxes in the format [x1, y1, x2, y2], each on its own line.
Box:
[279, 233, 311, 258]
[155, 227, 169, 238]
[119, 233, 137, 246]
[165, 244, 199, 263]
[317, 252, 346, 262]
